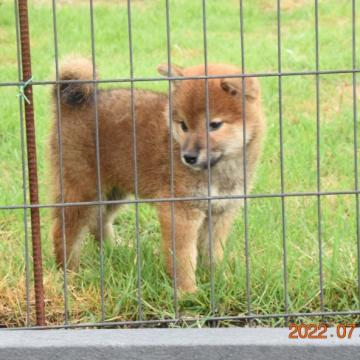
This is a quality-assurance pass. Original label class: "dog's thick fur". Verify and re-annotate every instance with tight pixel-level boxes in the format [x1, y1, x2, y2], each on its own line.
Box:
[50, 57, 265, 293]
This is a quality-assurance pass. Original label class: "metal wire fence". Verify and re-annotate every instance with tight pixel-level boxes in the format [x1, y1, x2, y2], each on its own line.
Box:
[1, 0, 359, 329]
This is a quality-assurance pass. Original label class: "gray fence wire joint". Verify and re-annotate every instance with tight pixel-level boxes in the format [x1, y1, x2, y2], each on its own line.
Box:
[17, 76, 33, 104]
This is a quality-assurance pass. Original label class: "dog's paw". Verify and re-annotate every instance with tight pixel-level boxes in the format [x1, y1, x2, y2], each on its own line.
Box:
[177, 283, 198, 297]
[104, 223, 116, 244]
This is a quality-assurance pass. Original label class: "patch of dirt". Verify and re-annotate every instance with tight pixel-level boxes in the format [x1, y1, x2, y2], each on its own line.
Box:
[171, 46, 202, 62]
[0, 27, 12, 45]
[0, 269, 104, 327]
[283, 81, 360, 125]
[262, 0, 312, 12]
[283, 97, 315, 125]
[321, 82, 360, 123]
[33, 0, 145, 6]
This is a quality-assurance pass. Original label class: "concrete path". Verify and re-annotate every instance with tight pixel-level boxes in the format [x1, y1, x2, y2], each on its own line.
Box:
[1, 328, 360, 359]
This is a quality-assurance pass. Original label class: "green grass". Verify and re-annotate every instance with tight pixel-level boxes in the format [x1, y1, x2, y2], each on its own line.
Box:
[1, 0, 360, 327]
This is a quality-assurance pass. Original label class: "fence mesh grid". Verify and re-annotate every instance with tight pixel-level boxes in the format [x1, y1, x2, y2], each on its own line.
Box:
[1, 0, 359, 328]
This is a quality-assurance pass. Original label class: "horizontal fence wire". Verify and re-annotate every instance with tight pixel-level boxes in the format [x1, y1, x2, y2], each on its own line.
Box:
[2, 0, 360, 329]
[2, 190, 360, 211]
[8, 310, 360, 331]
[2, 68, 360, 88]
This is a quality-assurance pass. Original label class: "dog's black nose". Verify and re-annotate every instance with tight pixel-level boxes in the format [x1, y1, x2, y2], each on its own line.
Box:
[183, 154, 198, 165]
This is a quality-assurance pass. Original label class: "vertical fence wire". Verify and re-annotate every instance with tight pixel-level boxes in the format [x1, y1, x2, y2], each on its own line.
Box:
[89, 0, 106, 321]
[239, 0, 251, 318]
[164, 0, 179, 318]
[14, 0, 31, 327]
[201, 0, 216, 316]
[314, 0, 324, 313]
[126, 0, 143, 321]
[276, 0, 289, 325]
[352, 0, 360, 305]
[17, 0, 46, 326]
[51, 0, 69, 324]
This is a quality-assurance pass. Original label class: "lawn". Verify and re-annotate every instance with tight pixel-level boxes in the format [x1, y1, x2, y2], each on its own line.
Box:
[0, 0, 360, 327]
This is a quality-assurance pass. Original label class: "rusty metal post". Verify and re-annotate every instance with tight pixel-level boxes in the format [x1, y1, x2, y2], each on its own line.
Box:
[17, 0, 46, 326]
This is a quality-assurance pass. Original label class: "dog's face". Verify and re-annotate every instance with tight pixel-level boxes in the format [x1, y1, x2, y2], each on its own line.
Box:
[158, 64, 260, 170]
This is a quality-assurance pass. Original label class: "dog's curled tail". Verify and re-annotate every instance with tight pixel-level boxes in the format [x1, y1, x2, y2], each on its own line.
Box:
[54, 57, 97, 107]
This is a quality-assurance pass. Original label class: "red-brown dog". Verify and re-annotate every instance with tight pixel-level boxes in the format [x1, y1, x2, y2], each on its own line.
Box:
[50, 57, 265, 293]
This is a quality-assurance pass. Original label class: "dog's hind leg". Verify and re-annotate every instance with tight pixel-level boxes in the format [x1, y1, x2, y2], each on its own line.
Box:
[90, 204, 121, 244]
[52, 204, 98, 270]
[89, 187, 123, 244]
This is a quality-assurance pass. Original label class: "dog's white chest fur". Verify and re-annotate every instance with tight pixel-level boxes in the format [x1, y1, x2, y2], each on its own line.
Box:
[191, 157, 245, 214]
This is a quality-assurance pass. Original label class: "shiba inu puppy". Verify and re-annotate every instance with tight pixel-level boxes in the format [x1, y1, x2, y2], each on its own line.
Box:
[50, 57, 265, 293]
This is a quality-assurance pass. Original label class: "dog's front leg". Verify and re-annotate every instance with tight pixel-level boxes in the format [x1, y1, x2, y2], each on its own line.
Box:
[198, 207, 239, 266]
[157, 203, 204, 294]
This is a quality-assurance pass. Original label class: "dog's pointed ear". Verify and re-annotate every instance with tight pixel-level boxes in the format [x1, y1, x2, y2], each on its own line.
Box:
[220, 77, 259, 101]
[157, 64, 184, 87]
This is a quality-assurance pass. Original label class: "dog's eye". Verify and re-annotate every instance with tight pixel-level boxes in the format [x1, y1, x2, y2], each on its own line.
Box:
[180, 121, 188, 132]
[209, 121, 223, 131]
